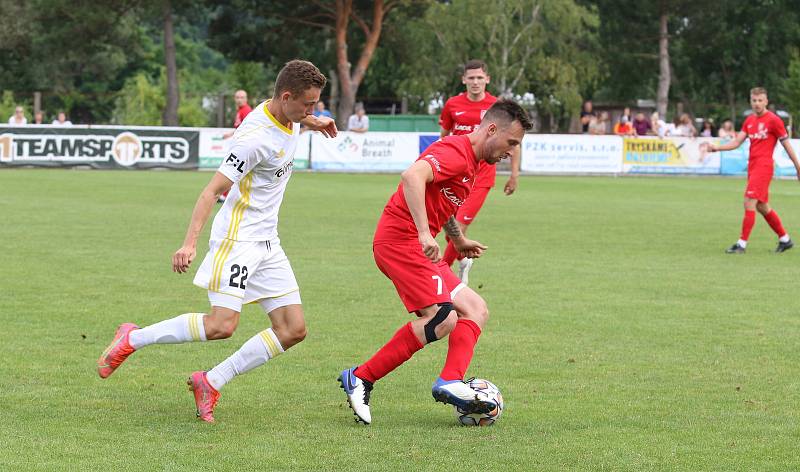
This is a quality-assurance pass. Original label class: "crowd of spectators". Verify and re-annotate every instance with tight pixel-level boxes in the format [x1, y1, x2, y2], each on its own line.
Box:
[579, 100, 742, 140]
[7, 106, 73, 126]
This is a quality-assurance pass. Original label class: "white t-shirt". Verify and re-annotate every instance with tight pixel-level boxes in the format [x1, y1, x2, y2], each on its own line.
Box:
[210, 100, 300, 242]
[52, 120, 73, 126]
[347, 114, 369, 131]
[8, 116, 26, 125]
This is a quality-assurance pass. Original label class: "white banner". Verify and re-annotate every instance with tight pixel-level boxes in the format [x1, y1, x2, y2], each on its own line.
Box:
[310, 131, 420, 171]
[198, 128, 311, 170]
[521, 134, 623, 173]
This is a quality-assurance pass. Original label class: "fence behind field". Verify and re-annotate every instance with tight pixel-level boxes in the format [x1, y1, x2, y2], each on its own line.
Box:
[1, 125, 798, 177]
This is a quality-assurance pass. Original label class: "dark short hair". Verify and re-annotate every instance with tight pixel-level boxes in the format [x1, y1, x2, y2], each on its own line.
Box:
[482, 99, 533, 131]
[463, 59, 488, 75]
[750, 87, 768, 96]
[274, 60, 327, 98]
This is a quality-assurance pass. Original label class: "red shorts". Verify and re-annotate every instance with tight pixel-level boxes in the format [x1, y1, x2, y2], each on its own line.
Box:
[455, 186, 491, 225]
[745, 171, 772, 203]
[373, 242, 464, 313]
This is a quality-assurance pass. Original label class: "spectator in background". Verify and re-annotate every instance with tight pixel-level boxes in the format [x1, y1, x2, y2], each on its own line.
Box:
[313, 101, 332, 119]
[347, 104, 369, 133]
[613, 115, 636, 136]
[222, 89, 252, 139]
[675, 113, 697, 137]
[651, 111, 675, 138]
[632, 112, 652, 135]
[32, 111, 44, 125]
[718, 119, 736, 140]
[52, 111, 72, 126]
[620, 106, 632, 123]
[700, 120, 714, 137]
[8, 106, 26, 125]
[580, 100, 595, 133]
[589, 111, 609, 135]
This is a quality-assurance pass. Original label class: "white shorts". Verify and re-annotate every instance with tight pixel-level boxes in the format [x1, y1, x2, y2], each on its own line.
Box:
[194, 238, 301, 312]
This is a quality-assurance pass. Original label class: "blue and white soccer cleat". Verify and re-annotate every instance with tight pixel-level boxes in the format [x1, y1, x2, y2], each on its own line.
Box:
[432, 377, 495, 414]
[338, 367, 373, 425]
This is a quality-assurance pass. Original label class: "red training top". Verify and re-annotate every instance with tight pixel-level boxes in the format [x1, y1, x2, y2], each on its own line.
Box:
[374, 135, 479, 244]
[741, 111, 788, 173]
[439, 92, 497, 188]
[234, 104, 253, 128]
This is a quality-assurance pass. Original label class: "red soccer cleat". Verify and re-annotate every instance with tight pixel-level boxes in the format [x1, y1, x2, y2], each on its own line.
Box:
[187, 371, 220, 423]
[97, 323, 139, 379]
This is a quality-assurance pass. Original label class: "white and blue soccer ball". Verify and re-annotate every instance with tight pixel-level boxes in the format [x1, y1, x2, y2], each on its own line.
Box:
[454, 378, 504, 426]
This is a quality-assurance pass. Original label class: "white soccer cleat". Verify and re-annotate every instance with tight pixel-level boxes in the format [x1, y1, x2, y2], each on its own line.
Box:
[458, 257, 474, 284]
[338, 367, 372, 425]
[432, 378, 495, 414]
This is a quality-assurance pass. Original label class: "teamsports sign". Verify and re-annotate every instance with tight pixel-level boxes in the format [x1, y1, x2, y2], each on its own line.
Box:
[0, 126, 199, 169]
[622, 136, 720, 174]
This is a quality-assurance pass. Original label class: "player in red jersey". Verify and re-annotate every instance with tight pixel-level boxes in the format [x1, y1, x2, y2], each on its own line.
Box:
[337, 100, 532, 424]
[438, 59, 521, 283]
[709, 87, 800, 253]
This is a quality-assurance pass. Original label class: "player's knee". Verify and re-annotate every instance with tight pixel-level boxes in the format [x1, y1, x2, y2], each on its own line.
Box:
[284, 324, 307, 347]
[424, 302, 456, 343]
[461, 298, 489, 326]
[206, 318, 238, 340]
[438, 311, 459, 336]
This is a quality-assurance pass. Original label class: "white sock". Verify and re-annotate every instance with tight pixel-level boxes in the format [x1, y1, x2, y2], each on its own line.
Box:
[206, 328, 284, 391]
[737, 239, 748, 248]
[780, 234, 791, 243]
[128, 313, 207, 350]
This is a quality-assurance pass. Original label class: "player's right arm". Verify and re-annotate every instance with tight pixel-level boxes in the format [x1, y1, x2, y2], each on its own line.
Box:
[401, 160, 440, 262]
[439, 100, 453, 138]
[444, 216, 487, 258]
[173, 172, 233, 273]
[710, 131, 747, 152]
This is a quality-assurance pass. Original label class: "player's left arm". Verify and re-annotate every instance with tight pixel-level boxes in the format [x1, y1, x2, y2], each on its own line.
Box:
[444, 216, 487, 258]
[779, 137, 800, 181]
[300, 115, 338, 138]
[504, 146, 521, 195]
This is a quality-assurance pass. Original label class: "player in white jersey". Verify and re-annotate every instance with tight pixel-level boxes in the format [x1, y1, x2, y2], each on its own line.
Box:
[97, 60, 336, 423]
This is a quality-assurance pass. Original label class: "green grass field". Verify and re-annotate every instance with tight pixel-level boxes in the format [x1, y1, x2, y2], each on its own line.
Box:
[2, 169, 800, 471]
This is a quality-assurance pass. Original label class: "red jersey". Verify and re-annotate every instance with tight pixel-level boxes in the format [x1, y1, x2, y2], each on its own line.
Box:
[234, 104, 253, 128]
[741, 111, 788, 172]
[374, 135, 479, 244]
[439, 92, 497, 188]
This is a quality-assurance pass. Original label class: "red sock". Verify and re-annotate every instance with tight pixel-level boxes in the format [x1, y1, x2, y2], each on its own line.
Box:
[740, 210, 756, 241]
[764, 210, 787, 238]
[439, 319, 482, 381]
[443, 240, 460, 266]
[356, 322, 423, 384]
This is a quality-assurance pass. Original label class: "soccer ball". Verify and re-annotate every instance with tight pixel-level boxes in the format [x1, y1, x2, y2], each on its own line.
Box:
[454, 378, 504, 426]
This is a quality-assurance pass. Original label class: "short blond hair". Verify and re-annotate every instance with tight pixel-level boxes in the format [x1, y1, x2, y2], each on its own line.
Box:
[750, 87, 768, 97]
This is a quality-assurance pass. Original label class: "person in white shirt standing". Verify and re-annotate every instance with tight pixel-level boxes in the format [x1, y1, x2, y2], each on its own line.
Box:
[8, 106, 26, 125]
[347, 104, 369, 133]
[51, 111, 72, 126]
[97, 60, 337, 423]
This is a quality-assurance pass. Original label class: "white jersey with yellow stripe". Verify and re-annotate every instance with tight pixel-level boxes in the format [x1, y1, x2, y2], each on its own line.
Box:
[210, 100, 299, 242]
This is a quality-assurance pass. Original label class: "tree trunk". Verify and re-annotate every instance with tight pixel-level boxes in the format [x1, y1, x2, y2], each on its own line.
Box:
[334, 0, 388, 129]
[656, 10, 670, 118]
[162, 0, 179, 126]
[328, 68, 339, 121]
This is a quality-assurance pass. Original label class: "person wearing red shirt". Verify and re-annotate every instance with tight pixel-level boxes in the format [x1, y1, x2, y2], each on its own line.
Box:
[438, 60, 521, 284]
[337, 100, 532, 425]
[220, 90, 254, 202]
[709, 87, 800, 253]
